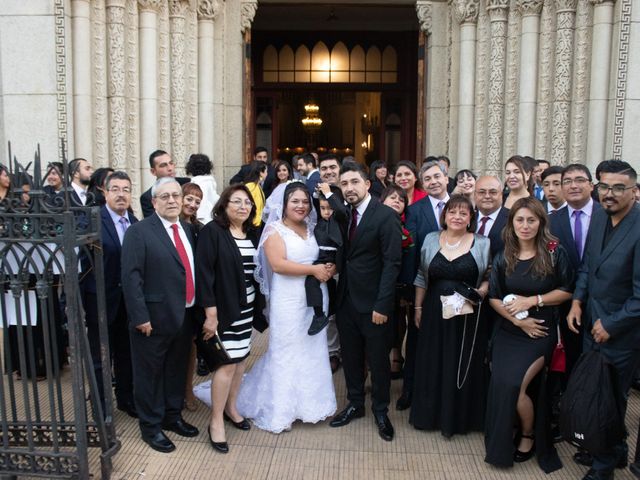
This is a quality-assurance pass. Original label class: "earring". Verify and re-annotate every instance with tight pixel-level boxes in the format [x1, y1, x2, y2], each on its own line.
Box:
[467, 224, 470, 229]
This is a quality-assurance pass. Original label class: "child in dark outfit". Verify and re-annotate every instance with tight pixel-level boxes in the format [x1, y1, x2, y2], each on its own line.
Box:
[306, 186, 345, 336]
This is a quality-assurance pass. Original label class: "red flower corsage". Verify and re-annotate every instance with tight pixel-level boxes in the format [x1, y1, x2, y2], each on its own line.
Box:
[402, 226, 414, 250]
[547, 240, 559, 266]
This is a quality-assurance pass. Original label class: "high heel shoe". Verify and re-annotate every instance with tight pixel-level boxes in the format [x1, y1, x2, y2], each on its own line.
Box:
[207, 426, 229, 454]
[513, 433, 535, 463]
[223, 411, 251, 431]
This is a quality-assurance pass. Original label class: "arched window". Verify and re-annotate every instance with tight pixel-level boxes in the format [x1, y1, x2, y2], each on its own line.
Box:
[263, 45, 278, 82]
[295, 45, 311, 82]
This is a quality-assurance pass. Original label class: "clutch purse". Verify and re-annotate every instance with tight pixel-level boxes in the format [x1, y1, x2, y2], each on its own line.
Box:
[440, 292, 474, 319]
[195, 332, 231, 372]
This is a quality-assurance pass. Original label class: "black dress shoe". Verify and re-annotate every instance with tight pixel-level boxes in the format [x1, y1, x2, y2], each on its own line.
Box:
[513, 434, 535, 463]
[630, 461, 640, 479]
[162, 418, 199, 438]
[308, 314, 329, 336]
[582, 468, 614, 480]
[574, 449, 594, 466]
[143, 432, 176, 453]
[395, 392, 411, 411]
[208, 426, 229, 454]
[329, 404, 365, 427]
[373, 413, 394, 441]
[117, 401, 138, 418]
[224, 412, 251, 431]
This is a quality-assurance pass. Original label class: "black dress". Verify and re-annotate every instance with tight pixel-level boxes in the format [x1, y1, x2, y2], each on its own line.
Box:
[485, 249, 574, 473]
[410, 251, 487, 436]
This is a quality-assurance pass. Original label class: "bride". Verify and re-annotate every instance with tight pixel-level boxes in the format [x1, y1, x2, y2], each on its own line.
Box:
[236, 182, 337, 433]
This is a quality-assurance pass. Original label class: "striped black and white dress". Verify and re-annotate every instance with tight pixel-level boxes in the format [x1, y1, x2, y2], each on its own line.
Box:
[219, 237, 256, 362]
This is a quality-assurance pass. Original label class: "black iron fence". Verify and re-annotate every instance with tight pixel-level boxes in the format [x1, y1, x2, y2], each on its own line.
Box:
[0, 143, 119, 479]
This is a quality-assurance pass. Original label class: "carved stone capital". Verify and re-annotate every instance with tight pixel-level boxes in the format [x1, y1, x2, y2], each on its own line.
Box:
[169, 0, 189, 17]
[516, 0, 544, 16]
[589, 0, 615, 5]
[197, 0, 220, 20]
[240, 1, 257, 33]
[137, 0, 163, 12]
[555, 0, 578, 12]
[487, 0, 509, 21]
[106, 0, 126, 8]
[454, 0, 479, 24]
[416, 1, 433, 33]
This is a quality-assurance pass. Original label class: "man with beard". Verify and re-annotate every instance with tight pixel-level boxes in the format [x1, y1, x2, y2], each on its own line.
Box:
[567, 160, 640, 480]
[68, 157, 93, 206]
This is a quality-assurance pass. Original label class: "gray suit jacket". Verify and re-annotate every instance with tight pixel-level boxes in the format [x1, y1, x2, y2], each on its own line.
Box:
[574, 204, 640, 350]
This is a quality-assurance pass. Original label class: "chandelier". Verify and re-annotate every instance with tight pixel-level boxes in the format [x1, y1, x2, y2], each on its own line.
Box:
[301, 103, 323, 131]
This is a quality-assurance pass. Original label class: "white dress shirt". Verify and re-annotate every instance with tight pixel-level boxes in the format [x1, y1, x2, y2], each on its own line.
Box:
[476, 208, 501, 236]
[71, 182, 87, 205]
[428, 194, 450, 228]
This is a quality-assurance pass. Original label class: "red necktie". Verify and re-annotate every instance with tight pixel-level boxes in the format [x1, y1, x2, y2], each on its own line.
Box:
[171, 224, 195, 304]
[349, 207, 358, 242]
[478, 216, 490, 236]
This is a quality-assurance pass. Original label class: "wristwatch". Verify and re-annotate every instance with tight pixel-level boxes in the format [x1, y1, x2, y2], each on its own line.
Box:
[537, 294, 544, 307]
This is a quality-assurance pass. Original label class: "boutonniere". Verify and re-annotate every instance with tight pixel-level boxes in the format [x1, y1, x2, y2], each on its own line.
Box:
[547, 240, 559, 266]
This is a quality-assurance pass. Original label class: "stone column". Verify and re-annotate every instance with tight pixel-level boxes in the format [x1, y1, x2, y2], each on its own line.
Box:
[197, 1, 219, 159]
[106, 0, 127, 170]
[551, 0, 577, 166]
[169, 0, 189, 167]
[586, 0, 615, 169]
[71, 0, 93, 160]
[472, 5, 489, 171]
[454, 1, 479, 171]
[516, 0, 543, 156]
[485, 0, 509, 175]
[138, 0, 161, 190]
[535, 1, 555, 159]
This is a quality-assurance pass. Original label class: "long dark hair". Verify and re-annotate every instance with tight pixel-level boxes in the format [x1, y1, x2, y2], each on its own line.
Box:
[502, 197, 557, 277]
[505, 155, 534, 194]
[213, 184, 256, 233]
[246, 160, 268, 184]
[274, 160, 293, 183]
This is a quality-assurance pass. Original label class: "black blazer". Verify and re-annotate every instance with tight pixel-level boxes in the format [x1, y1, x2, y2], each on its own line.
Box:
[574, 205, 640, 351]
[84, 206, 138, 324]
[550, 202, 602, 272]
[195, 222, 267, 334]
[121, 213, 195, 335]
[230, 164, 277, 198]
[337, 199, 401, 316]
[305, 170, 321, 195]
[140, 177, 190, 218]
[485, 206, 509, 258]
[400, 196, 440, 285]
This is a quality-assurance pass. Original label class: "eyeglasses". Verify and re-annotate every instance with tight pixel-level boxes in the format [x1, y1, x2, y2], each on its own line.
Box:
[476, 189, 500, 196]
[108, 187, 132, 194]
[229, 199, 253, 208]
[562, 177, 590, 186]
[596, 183, 635, 196]
[155, 192, 182, 201]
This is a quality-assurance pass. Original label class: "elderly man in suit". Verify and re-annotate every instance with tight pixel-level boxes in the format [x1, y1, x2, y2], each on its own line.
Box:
[84, 171, 138, 417]
[329, 162, 401, 441]
[122, 177, 199, 453]
[474, 175, 509, 257]
[568, 160, 640, 480]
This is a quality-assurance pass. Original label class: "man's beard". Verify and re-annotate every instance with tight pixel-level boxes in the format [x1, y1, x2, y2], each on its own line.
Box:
[80, 178, 90, 186]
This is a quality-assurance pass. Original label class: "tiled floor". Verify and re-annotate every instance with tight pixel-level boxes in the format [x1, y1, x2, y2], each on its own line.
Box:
[95, 331, 639, 480]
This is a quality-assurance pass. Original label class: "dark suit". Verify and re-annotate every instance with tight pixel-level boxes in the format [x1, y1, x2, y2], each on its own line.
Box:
[140, 177, 190, 218]
[336, 198, 401, 413]
[398, 196, 441, 399]
[574, 204, 640, 473]
[482, 207, 509, 258]
[229, 163, 277, 198]
[305, 170, 321, 196]
[84, 206, 138, 407]
[121, 213, 195, 438]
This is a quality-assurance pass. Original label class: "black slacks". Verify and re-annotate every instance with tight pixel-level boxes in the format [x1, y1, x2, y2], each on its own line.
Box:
[337, 292, 391, 414]
[129, 310, 192, 438]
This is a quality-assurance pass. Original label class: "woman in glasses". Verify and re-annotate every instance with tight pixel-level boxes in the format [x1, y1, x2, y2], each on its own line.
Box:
[195, 184, 267, 454]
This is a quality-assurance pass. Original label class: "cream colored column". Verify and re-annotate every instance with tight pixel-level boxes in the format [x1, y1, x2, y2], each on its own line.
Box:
[485, 0, 509, 175]
[71, 0, 93, 160]
[586, 0, 615, 170]
[551, 0, 577, 166]
[516, 0, 543, 156]
[106, 0, 127, 170]
[197, 0, 220, 158]
[169, 0, 189, 167]
[454, 1, 479, 171]
[138, 0, 161, 190]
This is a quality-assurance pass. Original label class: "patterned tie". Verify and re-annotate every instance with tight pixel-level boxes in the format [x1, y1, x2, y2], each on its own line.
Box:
[436, 201, 445, 228]
[349, 207, 358, 242]
[170, 224, 195, 304]
[478, 216, 490, 236]
[573, 210, 583, 259]
[118, 216, 129, 245]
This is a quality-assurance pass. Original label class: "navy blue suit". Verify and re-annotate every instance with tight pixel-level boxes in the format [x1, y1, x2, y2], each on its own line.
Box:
[483, 207, 509, 258]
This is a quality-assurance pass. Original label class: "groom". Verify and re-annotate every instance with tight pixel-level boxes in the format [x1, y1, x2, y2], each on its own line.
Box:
[330, 162, 401, 441]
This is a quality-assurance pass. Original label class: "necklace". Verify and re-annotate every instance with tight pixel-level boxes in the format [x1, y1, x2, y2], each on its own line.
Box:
[444, 234, 463, 249]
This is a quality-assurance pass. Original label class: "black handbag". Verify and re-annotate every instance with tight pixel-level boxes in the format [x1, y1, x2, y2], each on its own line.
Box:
[195, 332, 231, 372]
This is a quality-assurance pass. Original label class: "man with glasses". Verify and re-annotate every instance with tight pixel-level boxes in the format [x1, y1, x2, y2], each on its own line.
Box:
[567, 160, 640, 480]
[474, 175, 509, 257]
[83, 171, 138, 417]
[122, 177, 199, 453]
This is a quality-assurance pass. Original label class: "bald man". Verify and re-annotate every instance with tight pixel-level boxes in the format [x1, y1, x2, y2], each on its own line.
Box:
[474, 176, 509, 257]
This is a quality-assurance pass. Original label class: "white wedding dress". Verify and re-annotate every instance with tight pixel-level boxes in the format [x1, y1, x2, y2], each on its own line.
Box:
[236, 220, 336, 433]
